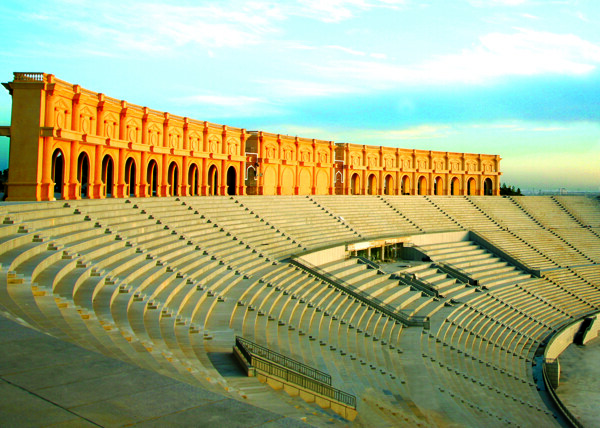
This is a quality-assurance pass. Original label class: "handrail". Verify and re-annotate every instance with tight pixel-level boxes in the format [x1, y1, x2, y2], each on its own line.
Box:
[13, 72, 44, 82]
[399, 273, 439, 298]
[433, 261, 478, 286]
[355, 256, 379, 270]
[235, 336, 356, 408]
[236, 336, 331, 385]
[290, 258, 429, 328]
[252, 356, 356, 408]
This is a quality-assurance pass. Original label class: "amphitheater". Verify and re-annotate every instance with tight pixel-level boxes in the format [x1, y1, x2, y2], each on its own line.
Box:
[1, 73, 600, 427]
[1, 193, 600, 426]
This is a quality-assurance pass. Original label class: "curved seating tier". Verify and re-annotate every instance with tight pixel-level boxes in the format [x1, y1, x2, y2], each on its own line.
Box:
[2, 195, 599, 427]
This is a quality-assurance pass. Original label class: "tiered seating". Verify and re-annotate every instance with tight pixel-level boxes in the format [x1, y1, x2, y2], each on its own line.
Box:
[2, 195, 598, 428]
[382, 196, 460, 233]
[511, 196, 600, 263]
[311, 195, 420, 238]
[555, 195, 600, 229]
[235, 196, 360, 250]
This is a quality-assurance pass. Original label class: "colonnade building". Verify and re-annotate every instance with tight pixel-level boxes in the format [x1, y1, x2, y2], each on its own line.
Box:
[0, 73, 502, 201]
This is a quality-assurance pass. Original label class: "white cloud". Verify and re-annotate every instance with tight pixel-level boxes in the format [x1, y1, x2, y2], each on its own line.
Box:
[311, 29, 600, 86]
[256, 79, 354, 97]
[174, 94, 279, 118]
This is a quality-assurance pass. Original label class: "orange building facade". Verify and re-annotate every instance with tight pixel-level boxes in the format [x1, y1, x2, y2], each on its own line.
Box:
[1, 73, 501, 201]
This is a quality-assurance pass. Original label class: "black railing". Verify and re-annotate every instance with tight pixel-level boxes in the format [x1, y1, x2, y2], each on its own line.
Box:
[355, 256, 379, 270]
[236, 336, 331, 385]
[399, 273, 439, 298]
[434, 261, 478, 286]
[290, 258, 429, 328]
[235, 336, 356, 408]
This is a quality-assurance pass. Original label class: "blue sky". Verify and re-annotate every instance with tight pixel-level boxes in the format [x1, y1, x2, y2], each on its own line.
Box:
[0, 0, 599, 191]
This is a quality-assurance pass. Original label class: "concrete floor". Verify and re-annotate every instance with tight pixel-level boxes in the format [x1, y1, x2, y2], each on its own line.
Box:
[0, 312, 314, 428]
[556, 336, 600, 428]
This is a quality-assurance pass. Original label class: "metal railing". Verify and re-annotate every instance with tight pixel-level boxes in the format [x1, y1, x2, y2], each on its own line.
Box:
[434, 261, 478, 286]
[355, 256, 380, 270]
[235, 336, 356, 408]
[399, 273, 439, 298]
[236, 336, 331, 385]
[290, 258, 429, 328]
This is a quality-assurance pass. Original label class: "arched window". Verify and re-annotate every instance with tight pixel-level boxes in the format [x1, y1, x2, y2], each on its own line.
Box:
[125, 158, 136, 197]
[401, 175, 410, 195]
[168, 162, 179, 196]
[467, 178, 476, 195]
[484, 178, 493, 195]
[101, 155, 114, 197]
[77, 152, 90, 198]
[434, 176, 443, 195]
[188, 164, 199, 196]
[208, 165, 218, 195]
[418, 176, 427, 195]
[147, 160, 159, 197]
[350, 173, 360, 195]
[51, 149, 64, 199]
[384, 174, 393, 195]
[451, 177, 460, 195]
[226, 166, 236, 196]
[367, 174, 377, 195]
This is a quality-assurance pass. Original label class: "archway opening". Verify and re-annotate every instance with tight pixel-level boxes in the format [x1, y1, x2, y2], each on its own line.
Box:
[467, 178, 476, 195]
[77, 152, 90, 198]
[434, 176, 443, 195]
[384, 174, 393, 195]
[350, 173, 360, 195]
[367, 174, 377, 195]
[168, 162, 179, 196]
[451, 177, 460, 195]
[226, 166, 236, 196]
[484, 178, 493, 195]
[51, 149, 64, 199]
[147, 160, 158, 197]
[418, 176, 427, 195]
[208, 165, 218, 195]
[401, 175, 410, 195]
[188, 164, 199, 196]
[125, 158, 136, 197]
[101, 155, 114, 197]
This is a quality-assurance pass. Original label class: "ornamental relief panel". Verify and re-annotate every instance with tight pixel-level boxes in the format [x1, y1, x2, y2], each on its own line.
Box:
[449, 160, 461, 171]
[433, 158, 445, 170]
[104, 113, 119, 139]
[126, 119, 140, 144]
[282, 145, 294, 161]
[384, 156, 394, 168]
[208, 135, 220, 153]
[188, 132, 202, 151]
[416, 158, 428, 169]
[465, 161, 477, 171]
[367, 155, 378, 168]
[227, 138, 239, 155]
[79, 107, 95, 134]
[147, 123, 162, 146]
[265, 144, 277, 159]
[54, 99, 71, 130]
[300, 150, 311, 162]
[317, 150, 329, 163]
[168, 128, 182, 148]
[401, 157, 412, 169]
[350, 152, 362, 166]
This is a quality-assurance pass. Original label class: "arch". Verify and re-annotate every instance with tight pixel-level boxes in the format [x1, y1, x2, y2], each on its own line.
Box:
[208, 164, 218, 195]
[467, 177, 477, 196]
[226, 166, 236, 196]
[418, 176, 427, 195]
[367, 173, 377, 195]
[434, 176, 443, 195]
[384, 174, 394, 195]
[298, 168, 311, 195]
[101, 155, 114, 197]
[147, 160, 159, 197]
[77, 152, 90, 198]
[350, 173, 360, 195]
[281, 168, 294, 195]
[125, 157, 136, 197]
[168, 161, 179, 196]
[451, 177, 460, 196]
[484, 178, 493, 196]
[263, 166, 276, 195]
[188, 163, 199, 196]
[51, 149, 65, 199]
[316, 170, 328, 195]
[401, 175, 410, 195]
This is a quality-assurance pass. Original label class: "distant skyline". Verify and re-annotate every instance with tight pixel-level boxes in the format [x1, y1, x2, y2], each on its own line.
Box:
[0, 0, 598, 191]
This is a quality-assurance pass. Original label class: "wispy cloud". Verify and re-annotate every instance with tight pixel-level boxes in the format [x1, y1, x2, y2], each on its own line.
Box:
[256, 79, 354, 97]
[312, 29, 600, 86]
[174, 94, 280, 118]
